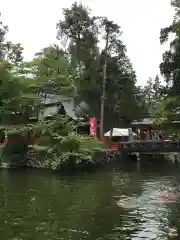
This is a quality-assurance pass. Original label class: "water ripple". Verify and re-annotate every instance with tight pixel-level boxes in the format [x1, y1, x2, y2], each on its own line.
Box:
[0, 165, 179, 239]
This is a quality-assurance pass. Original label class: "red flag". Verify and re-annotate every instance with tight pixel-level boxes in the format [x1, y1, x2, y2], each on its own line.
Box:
[89, 118, 97, 136]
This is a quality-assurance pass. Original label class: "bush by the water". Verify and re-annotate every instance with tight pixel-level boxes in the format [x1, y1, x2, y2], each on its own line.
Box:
[28, 116, 105, 170]
[1, 115, 105, 170]
[29, 134, 105, 170]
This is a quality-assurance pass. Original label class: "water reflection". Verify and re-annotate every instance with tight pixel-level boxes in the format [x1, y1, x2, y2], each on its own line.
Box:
[0, 163, 179, 239]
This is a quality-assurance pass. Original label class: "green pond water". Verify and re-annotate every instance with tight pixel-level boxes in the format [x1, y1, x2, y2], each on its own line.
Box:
[0, 160, 180, 239]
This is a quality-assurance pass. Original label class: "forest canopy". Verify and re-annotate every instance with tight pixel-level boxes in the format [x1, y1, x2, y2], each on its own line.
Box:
[0, 1, 178, 169]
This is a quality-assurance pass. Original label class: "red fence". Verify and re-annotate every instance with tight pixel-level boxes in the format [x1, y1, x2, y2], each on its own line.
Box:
[107, 142, 120, 151]
[96, 138, 121, 152]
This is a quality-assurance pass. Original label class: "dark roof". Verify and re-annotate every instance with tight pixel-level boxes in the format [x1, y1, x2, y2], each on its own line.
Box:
[132, 118, 153, 125]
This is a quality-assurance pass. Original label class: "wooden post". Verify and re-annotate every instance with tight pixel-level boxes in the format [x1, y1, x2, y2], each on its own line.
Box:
[174, 153, 178, 165]
[136, 152, 140, 161]
[100, 25, 110, 139]
[140, 127, 144, 140]
[134, 152, 140, 171]
[110, 128, 113, 149]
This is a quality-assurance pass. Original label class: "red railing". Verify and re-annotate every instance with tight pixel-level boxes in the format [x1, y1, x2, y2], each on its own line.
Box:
[97, 138, 120, 151]
[107, 142, 120, 151]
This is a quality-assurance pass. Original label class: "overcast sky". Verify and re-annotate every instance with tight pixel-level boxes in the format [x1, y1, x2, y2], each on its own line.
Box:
[0, 0, 175, 85]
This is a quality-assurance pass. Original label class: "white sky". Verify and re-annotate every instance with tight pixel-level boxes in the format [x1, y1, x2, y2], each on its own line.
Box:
[0, 0, 175, 85]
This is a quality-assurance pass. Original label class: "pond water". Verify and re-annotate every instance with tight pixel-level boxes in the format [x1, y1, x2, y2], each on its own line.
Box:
[0, 160, 180, 239]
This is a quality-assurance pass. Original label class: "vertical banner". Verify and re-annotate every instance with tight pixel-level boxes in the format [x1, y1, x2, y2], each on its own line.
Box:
[89, 117, 97, 136]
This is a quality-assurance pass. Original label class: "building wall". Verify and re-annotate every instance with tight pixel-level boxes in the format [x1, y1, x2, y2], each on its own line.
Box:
[39, 93, 77, 120]
[39, 105, 59, 120]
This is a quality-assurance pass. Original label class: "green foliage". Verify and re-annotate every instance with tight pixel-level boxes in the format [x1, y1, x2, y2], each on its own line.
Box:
[0, 61, 36, 124]
[26, 116, 105, 170]
[155, 0, 180, 130]
[0, 15, 23, 64]
[138, 76, 164, 117]
[159, 0, 180, 92]
[0, 17, 104, 170]
[31, 45, 77, 97]
[56, 2, 143, 129]
[0, 5, 162, 170]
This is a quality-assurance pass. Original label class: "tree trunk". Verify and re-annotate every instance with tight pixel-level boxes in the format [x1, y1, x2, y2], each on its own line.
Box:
[100, 28, 109, 139]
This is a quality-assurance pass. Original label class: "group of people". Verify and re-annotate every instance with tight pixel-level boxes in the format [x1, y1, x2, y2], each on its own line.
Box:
[143, 131, 164, 141]
[128, 129, 164, 141]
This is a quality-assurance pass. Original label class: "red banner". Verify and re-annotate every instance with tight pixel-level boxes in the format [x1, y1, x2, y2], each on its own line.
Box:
[89, 118, 97, 136]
